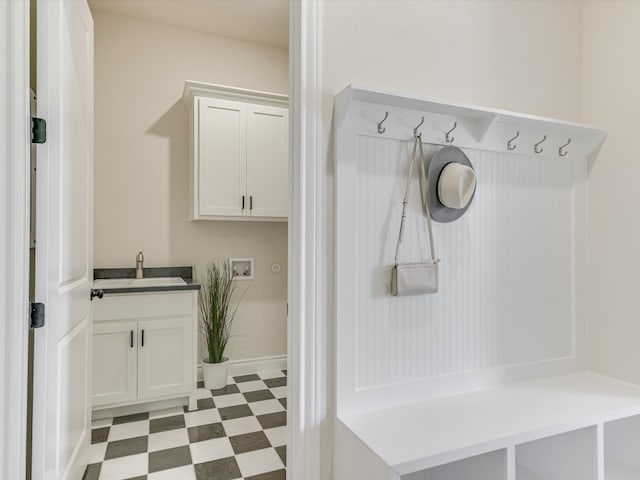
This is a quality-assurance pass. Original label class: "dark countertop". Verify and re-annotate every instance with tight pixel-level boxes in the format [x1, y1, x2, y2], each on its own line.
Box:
[92, 266, 201, 296]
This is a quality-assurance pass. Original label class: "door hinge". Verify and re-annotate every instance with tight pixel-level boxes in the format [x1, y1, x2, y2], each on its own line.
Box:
[30, 302, 45, 328]
[31, 117, 46, 144]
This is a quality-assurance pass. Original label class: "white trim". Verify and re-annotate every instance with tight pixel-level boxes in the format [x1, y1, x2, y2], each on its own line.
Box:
[182, 80, 288, 107]
[197, 354, 288, 380]
[288, 1, 326, 479]
[0, 1, 30, 479]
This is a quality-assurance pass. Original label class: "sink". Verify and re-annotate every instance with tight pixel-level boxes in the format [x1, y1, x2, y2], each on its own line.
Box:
[93, 277, 187, 289]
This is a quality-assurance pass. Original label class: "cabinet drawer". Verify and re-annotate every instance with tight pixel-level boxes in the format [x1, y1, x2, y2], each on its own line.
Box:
[93, 291, 193, 321]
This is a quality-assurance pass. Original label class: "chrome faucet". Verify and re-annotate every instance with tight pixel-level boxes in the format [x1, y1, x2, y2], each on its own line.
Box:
[136, 251, 144, 279]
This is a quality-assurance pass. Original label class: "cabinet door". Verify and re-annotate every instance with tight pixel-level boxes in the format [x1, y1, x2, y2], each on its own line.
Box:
[137, 318, 192, 400]
[92, 321, 137, 407]
[198, 97, 247, 217]
[246, 104, 289, 218]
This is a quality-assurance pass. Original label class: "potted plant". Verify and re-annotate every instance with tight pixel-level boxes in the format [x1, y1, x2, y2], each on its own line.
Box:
[199, 260, 244, 389]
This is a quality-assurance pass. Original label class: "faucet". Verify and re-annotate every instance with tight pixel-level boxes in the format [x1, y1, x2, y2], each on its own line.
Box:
[136, 251, 144, 279]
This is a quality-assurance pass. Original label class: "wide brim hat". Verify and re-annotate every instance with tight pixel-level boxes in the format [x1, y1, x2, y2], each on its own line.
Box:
[427, 146, 477, 223]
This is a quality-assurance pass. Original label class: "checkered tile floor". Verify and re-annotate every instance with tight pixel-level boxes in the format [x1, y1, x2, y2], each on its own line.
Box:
[84, 370, 287, 480]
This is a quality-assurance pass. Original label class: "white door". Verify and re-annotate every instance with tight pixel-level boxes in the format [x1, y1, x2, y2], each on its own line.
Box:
[32, 1, 93, 479]
[92, 321, 137, 407]
[198, 97, 246, 217]
[137, 318, 192, 400]
[246, 104, 289, 218]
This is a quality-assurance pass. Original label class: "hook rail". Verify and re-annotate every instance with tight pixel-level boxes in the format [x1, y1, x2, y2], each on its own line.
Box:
[413, 116, 425, 138]
[507, 131, 520, 151]
[559, 138, 571, 157]
[445, 122, 457, 143]
[377, 111, 389, 134]
[534, 135, 547, 154]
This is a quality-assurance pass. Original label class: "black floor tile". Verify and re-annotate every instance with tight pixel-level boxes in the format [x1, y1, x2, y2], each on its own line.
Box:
[243, 389, 275, 403]
[257, 411, 287, 430]
[125, 476, 147, 480]
[188, 422, 226, 443]
[219, 404, 252, 420]
[211, 384, 240, 396]
[104, 435, 148, 460]
[148, 445, 192, 473]
[194, 456, 241, 480]
[197, 397, 215, 410]
[229, 431, 271, 454]
[233, 374, 260, 383]
[91, 427, 109, 444]
[82, 463, 101, 480]
[149, 414, 185, 434]
[246, 470, 287, 480]
[113, 412, 149, 425]
[264, 377, 286, 388]
[275, 445, 286, 466]
[278, 398, 287, 409]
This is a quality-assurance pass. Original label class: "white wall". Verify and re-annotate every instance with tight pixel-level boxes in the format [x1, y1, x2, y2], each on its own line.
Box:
[92, 11, 288, 361]
[321, 1, 584, 477]
[583, 1, 640, 384]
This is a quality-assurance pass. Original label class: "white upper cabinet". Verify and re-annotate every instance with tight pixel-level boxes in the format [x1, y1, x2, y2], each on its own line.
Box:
[184, 81, 289, 221]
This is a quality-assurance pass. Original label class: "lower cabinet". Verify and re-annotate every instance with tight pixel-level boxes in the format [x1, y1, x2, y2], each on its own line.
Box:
[92, 291, 196, 409]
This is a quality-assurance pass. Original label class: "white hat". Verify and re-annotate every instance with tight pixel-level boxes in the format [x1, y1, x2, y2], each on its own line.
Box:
[427, 146, 477, 223]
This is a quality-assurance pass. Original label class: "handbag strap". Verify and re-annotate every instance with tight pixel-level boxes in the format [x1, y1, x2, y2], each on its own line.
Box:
[394, 135, 438, 265]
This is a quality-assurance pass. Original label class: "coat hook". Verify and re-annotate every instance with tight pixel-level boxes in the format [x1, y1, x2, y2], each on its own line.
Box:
[507, 131, 520, 151]
[445, 121, 457, 143]
[534, 135, 547, 154]
[377, 111, 389, 134]
[559, 138, 571, 157]
[413, 116, 424, 138]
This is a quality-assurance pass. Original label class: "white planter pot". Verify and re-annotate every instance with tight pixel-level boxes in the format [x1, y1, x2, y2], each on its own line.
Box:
[202, 357, 229, 390]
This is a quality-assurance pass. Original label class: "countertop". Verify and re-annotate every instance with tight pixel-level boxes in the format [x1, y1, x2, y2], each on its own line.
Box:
[92, 266, 201, 295]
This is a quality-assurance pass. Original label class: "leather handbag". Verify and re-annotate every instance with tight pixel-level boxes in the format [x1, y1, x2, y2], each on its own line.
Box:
[391, 135, 439, 296]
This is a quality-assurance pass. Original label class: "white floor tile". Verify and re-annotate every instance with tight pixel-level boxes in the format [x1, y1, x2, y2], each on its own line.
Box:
[91, 418, 112, 428]
[222, 416, 262, 437]
[236, 380, 267, 393]
[257, 370, 286, 380]
[264, 426, 287, 447]
[189, 437, 234, 464]
[99, 452, 148, 480]
[270, 386, 287, 399]
[194, 388, 213, 400]
[148, 464, 196, 480]
[88, 442, 107, 464]
[249, 399, 285, 416]
[184, 408, 221, 428]
[149, 407, 185, 420]
[236, 448, 284, 477]
[108, 420, 149, 442]
[148, 428, 190, 452]
[212, 393, 246, 408]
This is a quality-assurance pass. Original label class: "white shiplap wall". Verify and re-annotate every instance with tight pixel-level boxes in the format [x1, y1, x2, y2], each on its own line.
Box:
[333, 88, 600, 414]
[354, 137, 577, 390]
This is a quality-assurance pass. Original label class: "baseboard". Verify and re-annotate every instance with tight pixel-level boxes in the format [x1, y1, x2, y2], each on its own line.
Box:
[197, 354, 288, 381]
[92, 396, 188, 420]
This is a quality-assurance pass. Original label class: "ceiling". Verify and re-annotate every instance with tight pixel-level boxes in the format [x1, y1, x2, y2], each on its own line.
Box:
[88, 0, 289, 49]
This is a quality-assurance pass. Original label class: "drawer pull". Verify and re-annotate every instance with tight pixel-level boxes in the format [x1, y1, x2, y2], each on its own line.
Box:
[141, 329, 145, 347]
[130, 330, 133, 348]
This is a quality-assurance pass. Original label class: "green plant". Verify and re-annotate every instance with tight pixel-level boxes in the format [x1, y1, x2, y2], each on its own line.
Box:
[199, 260, 245, 364]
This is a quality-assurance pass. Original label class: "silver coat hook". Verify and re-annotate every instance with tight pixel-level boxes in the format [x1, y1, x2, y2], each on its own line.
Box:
[507, 131, 520, 151]
[413, 116, 424, 138]
[445, 121, 457, 143]
[559, 138, 571, 157]
[377, 111, 389, 134]
[534, 135, 547, 154]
